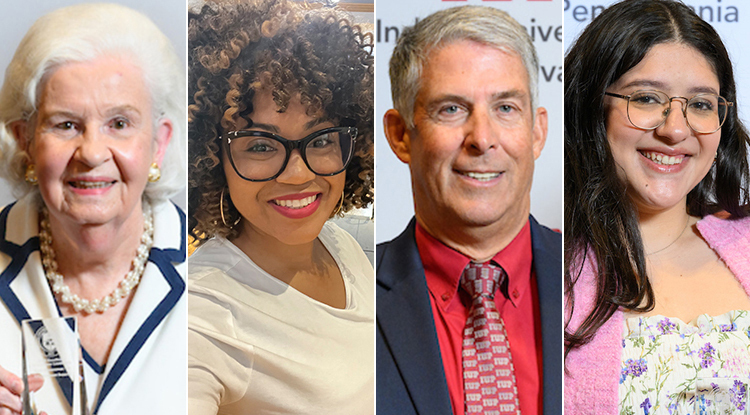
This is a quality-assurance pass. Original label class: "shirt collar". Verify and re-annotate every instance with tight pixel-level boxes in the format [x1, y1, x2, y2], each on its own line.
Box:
[417, 219, 533, 310]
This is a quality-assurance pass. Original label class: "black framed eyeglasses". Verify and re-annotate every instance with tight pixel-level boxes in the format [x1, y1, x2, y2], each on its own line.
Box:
[223, 126, 357, 182]
[605, 90, 733, 134]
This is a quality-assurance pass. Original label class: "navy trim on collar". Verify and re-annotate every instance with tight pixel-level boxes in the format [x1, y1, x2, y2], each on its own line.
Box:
[52, 298, 106, 375]
[0, 203, 75, 408]
[92, 204, 185, 414]
[0, 202, 187, 415]
[0, 202, 36, 324]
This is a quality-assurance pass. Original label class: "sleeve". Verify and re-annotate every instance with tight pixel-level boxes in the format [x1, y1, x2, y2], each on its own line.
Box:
[188, 286, 254, 415]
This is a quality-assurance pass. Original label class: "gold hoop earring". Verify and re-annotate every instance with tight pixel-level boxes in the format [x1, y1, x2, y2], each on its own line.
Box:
[220, 187, 241, 228]
[332, 191, 345, 217]
[148, 163, 161, 182]
[25, 164, 38, 185]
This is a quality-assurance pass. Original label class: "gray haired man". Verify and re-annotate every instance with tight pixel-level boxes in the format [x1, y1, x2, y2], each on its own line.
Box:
[376, 6, 561, 415]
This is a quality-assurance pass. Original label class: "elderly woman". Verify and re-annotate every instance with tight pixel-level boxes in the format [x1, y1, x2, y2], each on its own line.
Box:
[565, 0, 750, 413]
[0, 4, 186, 415]
[187, 0, 374, 414]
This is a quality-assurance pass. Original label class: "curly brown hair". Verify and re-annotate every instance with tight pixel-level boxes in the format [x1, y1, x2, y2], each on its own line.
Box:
[188, 0, 374, 244]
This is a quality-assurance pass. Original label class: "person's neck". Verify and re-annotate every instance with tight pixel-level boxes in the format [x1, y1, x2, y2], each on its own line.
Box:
[415, 208, 528, 262]
[638, 201, 694, 256]
[230, 221, 318, 276]
[47, 203, 146, 294]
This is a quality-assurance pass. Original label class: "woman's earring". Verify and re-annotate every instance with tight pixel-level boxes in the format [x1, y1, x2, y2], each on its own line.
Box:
[25, 164, 38, 185]
[148, 163, 161, 182]
[220, 187, 241, 228]
[332, 191, 345, 217]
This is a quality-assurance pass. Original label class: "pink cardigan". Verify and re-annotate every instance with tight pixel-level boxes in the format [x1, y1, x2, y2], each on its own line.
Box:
[564, 215, 750, 414]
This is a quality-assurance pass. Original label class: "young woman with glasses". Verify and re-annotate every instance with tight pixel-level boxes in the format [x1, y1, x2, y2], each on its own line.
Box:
[186, 1, 374, 413]
[565, 0, 750, 413]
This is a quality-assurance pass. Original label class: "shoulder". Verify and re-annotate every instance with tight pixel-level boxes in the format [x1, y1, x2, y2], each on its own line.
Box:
[189, 237, 247, 286]
[320, 220, 372, 263]
[188, 247, 244, 341]
[697, 214, 750, 260]
[320, 220, 374, 284]
[376, 219, 417, 267]
[0, 195, 40, 247]
[697, 214, 750, 243]
[320, 220, 363, 253]
[529, 216, 562, 251]
[566, 252, 599, 329]
[697, 214, 750, 285]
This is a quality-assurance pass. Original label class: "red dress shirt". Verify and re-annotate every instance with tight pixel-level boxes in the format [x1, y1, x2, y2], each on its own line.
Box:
[415, 220, 542, 415]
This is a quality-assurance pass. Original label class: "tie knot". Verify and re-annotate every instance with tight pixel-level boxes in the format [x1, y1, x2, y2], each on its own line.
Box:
[460, 261, 504, 300]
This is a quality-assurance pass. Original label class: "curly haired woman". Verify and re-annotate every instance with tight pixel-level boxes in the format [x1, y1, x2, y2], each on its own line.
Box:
[186, 1, 374, 414]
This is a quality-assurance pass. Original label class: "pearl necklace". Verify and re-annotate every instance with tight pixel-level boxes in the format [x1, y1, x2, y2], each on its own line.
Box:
[39, 201, 154, 314]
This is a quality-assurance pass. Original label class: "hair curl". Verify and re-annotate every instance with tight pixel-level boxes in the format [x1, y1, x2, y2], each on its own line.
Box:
[565, 0, 750, 359]
[188, 0, 374, 243]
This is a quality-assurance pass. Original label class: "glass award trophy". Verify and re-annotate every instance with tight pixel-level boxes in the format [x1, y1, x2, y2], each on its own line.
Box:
[695, 377, 749, 415]
[21, 317, 86, 415]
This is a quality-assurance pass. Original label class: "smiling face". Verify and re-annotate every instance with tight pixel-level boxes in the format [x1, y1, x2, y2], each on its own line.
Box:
[605, 43, 721, 216]
[397, 39, 546, 237]
[223, 88, 346, 247]
[25, 55, 170, 229]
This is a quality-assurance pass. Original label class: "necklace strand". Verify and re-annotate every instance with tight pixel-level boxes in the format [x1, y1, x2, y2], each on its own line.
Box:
[645, 215, 691, 256]
[39, 201, 154, 314]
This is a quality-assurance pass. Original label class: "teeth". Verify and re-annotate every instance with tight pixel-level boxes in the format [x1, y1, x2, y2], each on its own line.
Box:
[641, 151, 685, 166]
[463, 172, 500, 182]
[273, 195, 317, 209]
[70, 181, 112, 189]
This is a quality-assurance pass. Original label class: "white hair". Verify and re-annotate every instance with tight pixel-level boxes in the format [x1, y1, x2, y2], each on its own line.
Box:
[0, 3, 185, 201]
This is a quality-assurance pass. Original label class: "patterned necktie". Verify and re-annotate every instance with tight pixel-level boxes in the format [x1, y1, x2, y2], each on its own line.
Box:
[460, 261, 520, 415]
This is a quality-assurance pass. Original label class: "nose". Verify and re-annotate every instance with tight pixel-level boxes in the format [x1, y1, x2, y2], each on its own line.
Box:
[275, 149, 316, 185]
[75, 126, 112, 167]
[463, 110, 496, 154]
[655, 99, 691, 143]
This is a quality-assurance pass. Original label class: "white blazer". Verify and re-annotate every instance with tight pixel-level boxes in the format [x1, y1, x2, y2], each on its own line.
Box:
[0, 194, 186, 415]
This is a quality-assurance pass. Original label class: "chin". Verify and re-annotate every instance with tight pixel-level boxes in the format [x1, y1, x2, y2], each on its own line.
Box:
[633, 194, 688, 214]
[272, 220, 329, 246]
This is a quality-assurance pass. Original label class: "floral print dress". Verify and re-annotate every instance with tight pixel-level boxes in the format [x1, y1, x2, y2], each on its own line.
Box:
[619, 310, 750, 415]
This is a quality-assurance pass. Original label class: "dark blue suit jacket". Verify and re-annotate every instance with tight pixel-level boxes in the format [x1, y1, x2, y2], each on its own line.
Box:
[376, 216, 562, 414]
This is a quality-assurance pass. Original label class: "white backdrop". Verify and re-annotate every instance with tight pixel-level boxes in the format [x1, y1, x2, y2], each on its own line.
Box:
[0, 0, 187, 209]
[564, 0, 750, 154]
[375, 0, 563, 243]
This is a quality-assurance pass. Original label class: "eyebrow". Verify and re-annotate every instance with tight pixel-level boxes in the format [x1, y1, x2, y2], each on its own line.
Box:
[251, 117, 330, 134]
[620, 79, 719, 95]
[251, 122, 280, 133]
[426, 89, 529, 107]
[103, 105, 142, 117]
[304, 117, 330, 130]
[38, 110, 79, 123]
[39, 105, 143, 121]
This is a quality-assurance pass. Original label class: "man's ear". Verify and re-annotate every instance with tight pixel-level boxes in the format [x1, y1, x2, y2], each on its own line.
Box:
[383, 109, 412, 164]
[532, 106, 548, 160]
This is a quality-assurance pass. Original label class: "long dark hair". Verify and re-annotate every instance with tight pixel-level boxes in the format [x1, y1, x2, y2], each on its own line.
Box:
[564, 0, 750, 357]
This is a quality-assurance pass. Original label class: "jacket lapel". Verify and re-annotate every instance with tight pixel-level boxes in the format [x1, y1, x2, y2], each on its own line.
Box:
[90, 203, 186, 414]
[376, 219, 453, 415]
[0, 198, 60, 322]
[0, 199, 77, 408]
[529, 216, 563, 415]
